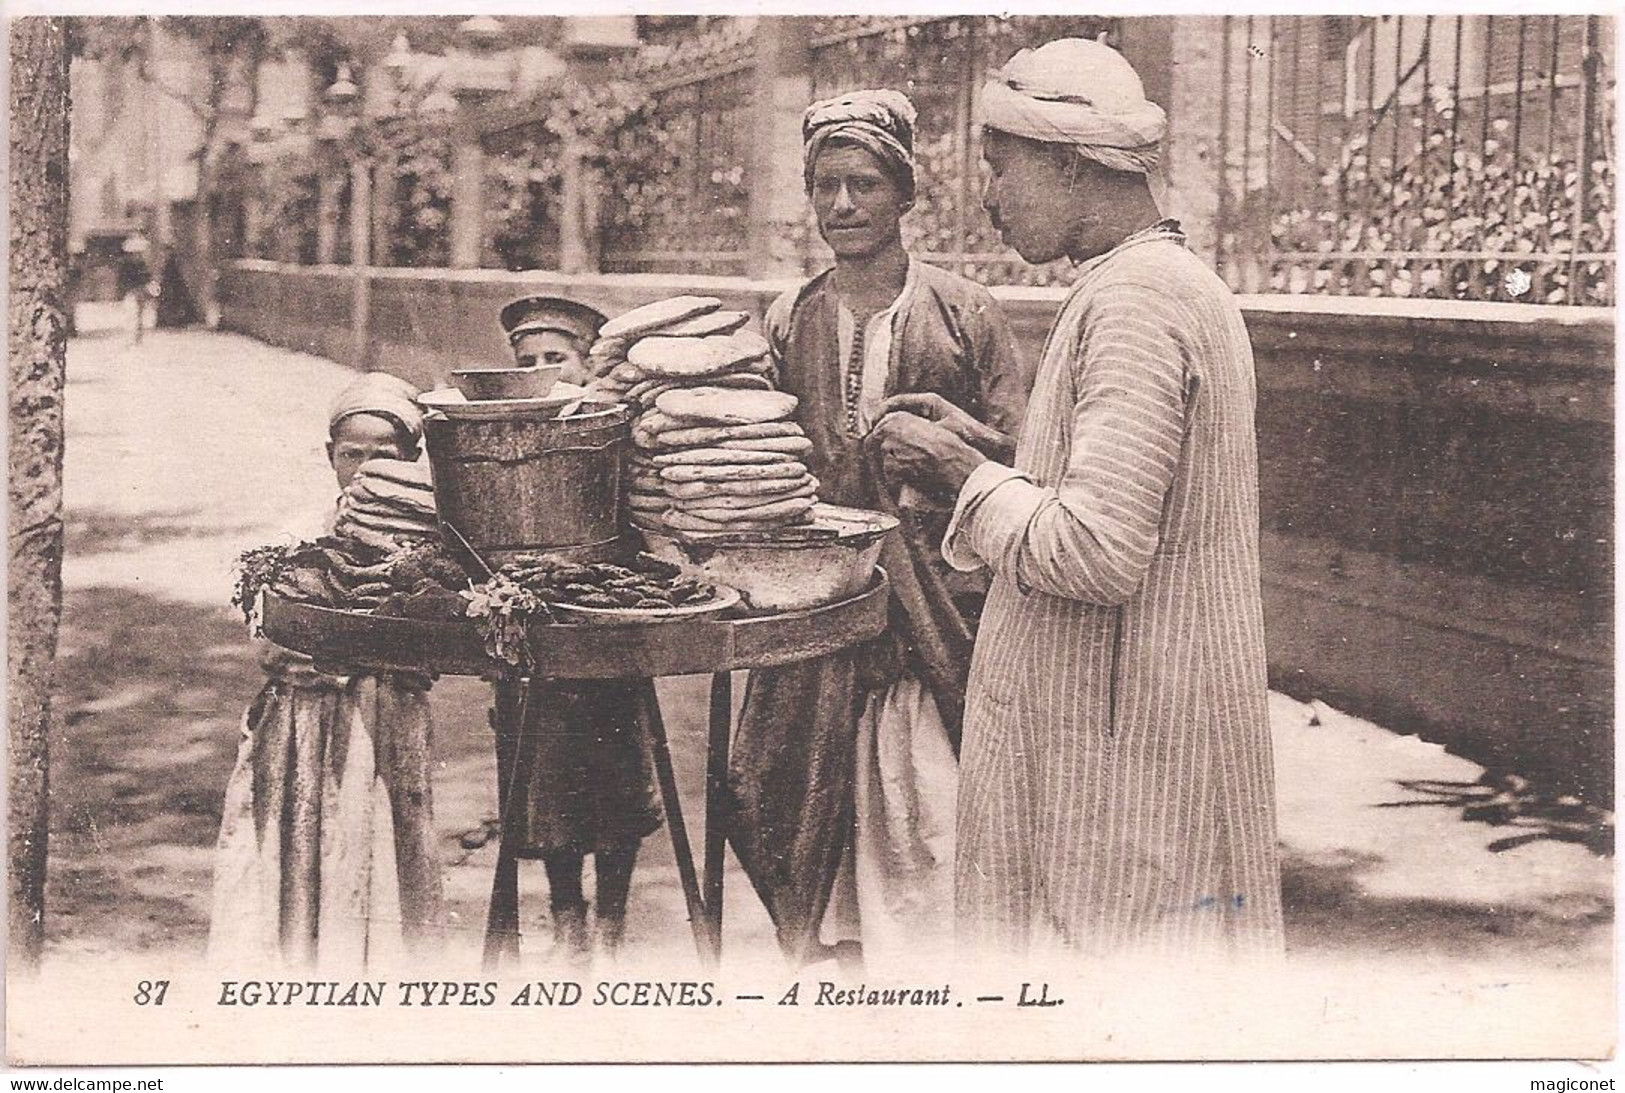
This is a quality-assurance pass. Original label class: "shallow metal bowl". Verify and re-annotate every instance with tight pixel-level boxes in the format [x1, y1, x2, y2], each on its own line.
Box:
[638, 503, 899, 613]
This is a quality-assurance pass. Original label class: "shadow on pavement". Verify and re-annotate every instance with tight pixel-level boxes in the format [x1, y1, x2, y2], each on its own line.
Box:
[47, 584, 498, 957]
[1376, 778, 1614, 857]
[64, 506, 250, 558]
[1281, 850, 1612, 962]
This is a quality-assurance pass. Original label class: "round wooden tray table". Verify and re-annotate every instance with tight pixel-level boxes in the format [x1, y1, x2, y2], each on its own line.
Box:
[262, 572, 890, 968]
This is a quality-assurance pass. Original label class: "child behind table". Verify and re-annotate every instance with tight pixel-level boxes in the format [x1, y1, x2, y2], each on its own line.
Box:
[209, 372, 444, 969]
[496, 297, 664, 963]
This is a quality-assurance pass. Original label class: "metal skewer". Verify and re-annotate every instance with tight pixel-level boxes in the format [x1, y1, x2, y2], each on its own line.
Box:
[441, 516, 495, 580]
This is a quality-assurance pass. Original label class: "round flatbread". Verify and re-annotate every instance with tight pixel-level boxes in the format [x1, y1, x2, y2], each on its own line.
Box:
[662, 509, 814, 533]
[588, 334, 633, 359]
[655, 387, 799, 427]
[653, 421, 803, 447]
[715, 435, 814, 455]
[350, 472, 433, 498]
[735, 356, 776, 377]
[686, 370, 774, 391]
[658, 310, 751, 338]
[675, 496, 816, 523]
[663, 475, 815, 500]
[629, 333, 767, 379]
[624, 378, 674, 406]
[628, 492, 669, 513]
[337, 521, 412, 555]
[720, 329, 770, 358]
[636, 409, 679, 434]
[669, 483, 818, 509]
[629, 375, 772, 408]
[589, 353, 628, 381]
[347, 496, 436, 523]
[341, 507, 438, 535]
[356, 458, 433, 489]
[600, 296, 722, 341]
[721, 372, 775, 390]
[348, 479, 436, 515]
[650, 446, 794, 466]
[661, 462, 807, 483]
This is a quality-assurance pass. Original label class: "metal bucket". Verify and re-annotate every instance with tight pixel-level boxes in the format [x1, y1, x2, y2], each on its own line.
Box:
[423, 403, 631, 565]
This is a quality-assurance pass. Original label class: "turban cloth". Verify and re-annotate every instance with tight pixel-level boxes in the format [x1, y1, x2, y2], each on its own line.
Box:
[981, 39, 1167, 175]
[802, 89, 918, 201]
[328, 371, 424, 444]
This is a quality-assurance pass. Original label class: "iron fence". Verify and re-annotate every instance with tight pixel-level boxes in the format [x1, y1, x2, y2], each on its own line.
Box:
[597, 15, 1114, 281]
[599, 26, 755, 275]
[1217, 14, 1615, 305]
[804, 14, 1114, 285]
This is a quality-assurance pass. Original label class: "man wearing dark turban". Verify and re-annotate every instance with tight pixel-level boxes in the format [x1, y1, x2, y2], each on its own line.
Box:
[726, 89, 1031, 969]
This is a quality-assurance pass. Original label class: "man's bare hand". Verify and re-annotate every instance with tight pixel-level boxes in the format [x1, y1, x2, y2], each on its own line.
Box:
[870, 411, 988, 499]
[875, 392, 1015, 460]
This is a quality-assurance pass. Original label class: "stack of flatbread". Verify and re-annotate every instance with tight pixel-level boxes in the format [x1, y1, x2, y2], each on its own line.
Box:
[629, 388, 819, 534]
[587, 296, 774, 409]
[585, 295, 817, 534]
[335, 458, 439, 553]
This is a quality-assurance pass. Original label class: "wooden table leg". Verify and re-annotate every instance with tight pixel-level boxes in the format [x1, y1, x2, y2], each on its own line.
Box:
[483, 674, 527, 969]
[636, 679, 716, 968]
[704, 672, 732, 959]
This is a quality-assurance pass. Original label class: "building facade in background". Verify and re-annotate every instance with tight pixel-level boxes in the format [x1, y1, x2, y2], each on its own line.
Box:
[68, 15, 1617, 308]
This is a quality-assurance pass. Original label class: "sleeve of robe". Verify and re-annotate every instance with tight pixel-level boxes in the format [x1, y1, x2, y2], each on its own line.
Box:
[943, 281, 1192, 606]
[963, 285, 1030, 444]
[763, 286, 797, 390]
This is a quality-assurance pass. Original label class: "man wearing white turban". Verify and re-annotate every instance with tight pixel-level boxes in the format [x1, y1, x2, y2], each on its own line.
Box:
[872, 39, 1284, 964]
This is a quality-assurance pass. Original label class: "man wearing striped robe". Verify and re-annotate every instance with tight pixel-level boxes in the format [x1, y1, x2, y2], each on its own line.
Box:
[873, 39, 1285, 963]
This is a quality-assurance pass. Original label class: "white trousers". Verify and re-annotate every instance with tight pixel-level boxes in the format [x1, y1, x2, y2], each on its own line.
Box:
[821, 674, 958, 968]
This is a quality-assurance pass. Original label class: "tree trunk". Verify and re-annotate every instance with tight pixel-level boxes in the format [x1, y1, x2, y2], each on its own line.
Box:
[190, 52, 257, 328]
[192, 147, 219, 326]
[8, 15, 69, 973]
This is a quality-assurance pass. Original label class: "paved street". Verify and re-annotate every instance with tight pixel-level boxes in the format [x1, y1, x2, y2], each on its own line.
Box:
[46, 305, 1613, 1053]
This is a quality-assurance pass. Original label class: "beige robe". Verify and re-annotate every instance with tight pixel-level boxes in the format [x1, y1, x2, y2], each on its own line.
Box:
[945, 225, 1284, 962]
[209, 506, 443, 969]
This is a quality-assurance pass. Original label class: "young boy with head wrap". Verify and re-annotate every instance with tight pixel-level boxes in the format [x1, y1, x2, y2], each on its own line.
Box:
[209, 371, 444, 968]
[870, 40, 1285, 965]
[726, 89, 1030, 969]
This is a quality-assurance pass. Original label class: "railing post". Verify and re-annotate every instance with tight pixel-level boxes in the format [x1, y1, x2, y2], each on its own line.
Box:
[559, 133, 599, 275]
[1215, 17, 1235, 279]
[349, 159, 372, 369]
[315, 169, 340, 265]
[449, 133, 485, 270]
[746, 17, 815, 279]
[372, 154, 396, 268]
[1567, 15, 1599, 305]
